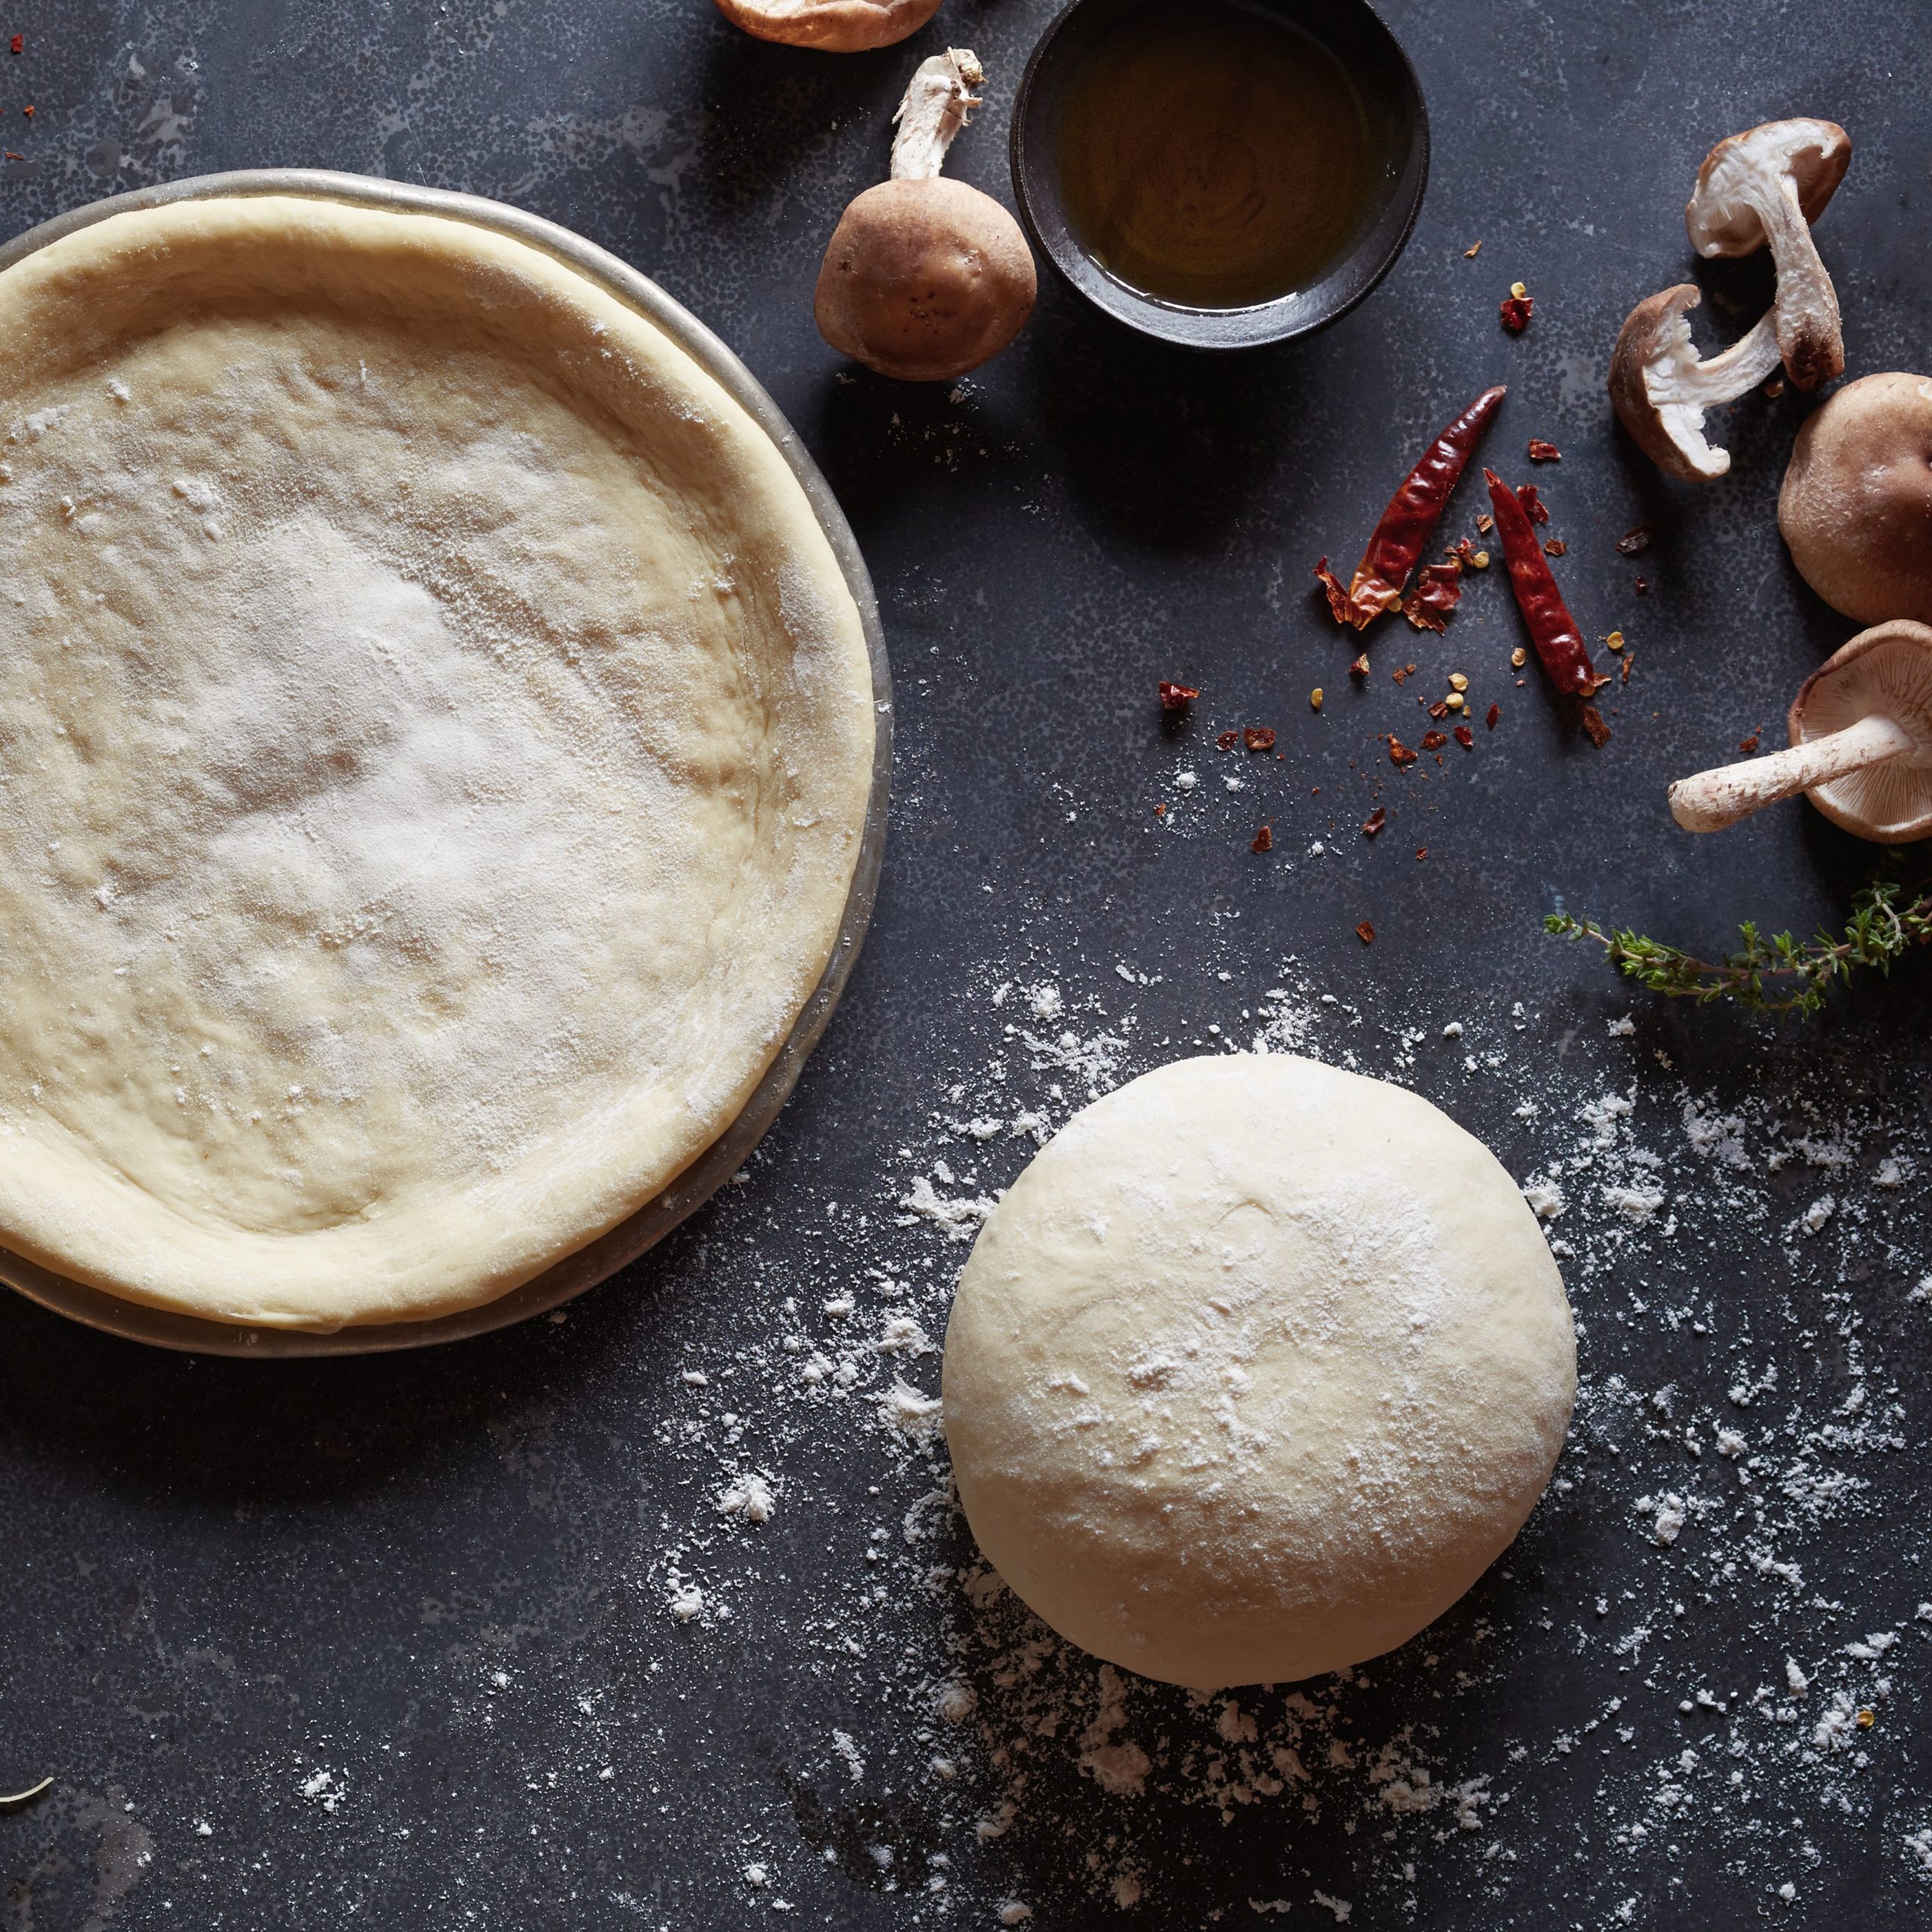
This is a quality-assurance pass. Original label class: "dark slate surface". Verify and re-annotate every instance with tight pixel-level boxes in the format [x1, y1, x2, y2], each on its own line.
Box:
[4, 3, 1932, 1928]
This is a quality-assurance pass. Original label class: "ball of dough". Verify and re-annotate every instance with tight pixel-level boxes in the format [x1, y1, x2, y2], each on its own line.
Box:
[941, 1054, 1576, 1690]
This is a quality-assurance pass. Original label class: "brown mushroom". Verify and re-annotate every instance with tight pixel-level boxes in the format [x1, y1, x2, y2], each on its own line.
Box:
[712, 0, 940, 54]
[1609, 285, 1782, 481]
[1779, 373, 1932, 626]
[1685, 118, 1850, 391]
[1667, 620, 1932, 841]
[814, 48, 1036, 383]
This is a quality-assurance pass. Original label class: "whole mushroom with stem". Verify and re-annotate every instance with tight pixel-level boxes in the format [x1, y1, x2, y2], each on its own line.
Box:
[815, 48, 1037, 382]
[1668, 620, 1932, 841]
[1780, 372, 1932, 626]
[712, 0, 941, 53]
[1686, 118, 1851, 392]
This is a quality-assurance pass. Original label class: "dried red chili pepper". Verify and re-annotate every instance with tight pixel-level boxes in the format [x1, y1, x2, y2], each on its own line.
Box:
[1515, 481, 1549, 526]
[1215, 729, 1239, 751]
[1500, 292, 1533, 333]
[1251, 824, 1274, 854]
[1527, 438, 1561, 463]
[1420, 729, 1449, 752]
[1158, 680, 1198, 712]
[1454, 724, 1475, 749]
[1484, 469, 1609, 725]
[1355, 920, 1377, 945]
[1363, 807, 1386, 838]
[1401, 561, 1463, 634]
[1315, 384, 1506, 631]
[1243, 726, 1276, 752]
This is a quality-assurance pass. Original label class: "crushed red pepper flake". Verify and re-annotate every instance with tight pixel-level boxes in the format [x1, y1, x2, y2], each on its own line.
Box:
[1515, 481, 1549, 525]
[1355, 919, 1377, 944]
[1312, 555, 1358, 626]
[1543, 537, 1567, 556]
[1454, 724, 1475, 749]
[1215, 729, 1239, 751]
[1420, 729, 1449, 752]
[1499, 291, 1534, 333]
[20, 103, 32, 119]
[1386, 736, 1418, 767]
[1475, 512, 1494, 534]
[8, 35, 20, 56]
[1349, 652, 1370, 678]
[1427, 699, 1450, 720]
[1463, 239, 1482, 259]
[1152, 802, 1167, 817]
[1157, 679, 1199, 712]
[1414, 848, 1428, 861]
[1363, 807, 1386, 838]
[1527, 438, 1561, 463]
[1738, 731, 1761, 754]
[1391, 663, 1417, 685]
[1401, 561, 1463, 634]
[1621, 654, 1635, 684]
[1242, 726, 1276, 753]
[1580, 704, 1613, 749]
[1486, 701, 1500, 729]
[1617, 524, 1653, 557]
[1634, 575, 1649, 594]
[1251, 823, 1274, 854]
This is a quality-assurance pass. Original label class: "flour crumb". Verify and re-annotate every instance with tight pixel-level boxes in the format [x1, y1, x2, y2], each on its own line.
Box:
[715, 1473, 776, 1524]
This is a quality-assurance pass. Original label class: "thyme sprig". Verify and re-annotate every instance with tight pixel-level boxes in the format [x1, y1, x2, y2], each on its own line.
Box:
[1546, 880, 1932, 1017]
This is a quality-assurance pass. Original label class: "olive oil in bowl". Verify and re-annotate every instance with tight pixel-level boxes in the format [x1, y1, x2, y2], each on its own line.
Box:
[1052, 0, 1400, 312]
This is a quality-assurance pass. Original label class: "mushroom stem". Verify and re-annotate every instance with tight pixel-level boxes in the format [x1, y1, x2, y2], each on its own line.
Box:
[1668, 712, 1916, 832]
[1743, 172, 1844, 390]
[890, 48, 984, 181]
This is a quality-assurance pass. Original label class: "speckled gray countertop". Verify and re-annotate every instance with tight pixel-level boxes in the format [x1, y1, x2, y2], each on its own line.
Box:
[4, 3, 1932, 1927]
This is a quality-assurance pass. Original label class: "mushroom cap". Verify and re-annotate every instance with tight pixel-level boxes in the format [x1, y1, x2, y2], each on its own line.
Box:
[712, 0, 940, 54]
[1779, 373, 1932, 626]
[1790, 620, 1932, 842]
[1685, 118, 1851, 257]
[1608, 285, 1780, 482]
[814, 177, 1037, 383]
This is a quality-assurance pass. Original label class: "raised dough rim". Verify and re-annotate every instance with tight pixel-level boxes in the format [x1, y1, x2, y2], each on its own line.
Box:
[0, 169, 893, 1358]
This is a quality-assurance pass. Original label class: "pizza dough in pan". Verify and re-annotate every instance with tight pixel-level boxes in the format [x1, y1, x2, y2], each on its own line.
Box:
[0, 195, 875, 1330]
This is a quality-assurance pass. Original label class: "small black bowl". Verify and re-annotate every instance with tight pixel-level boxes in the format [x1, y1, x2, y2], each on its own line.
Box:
[1010, 0, 1430, 351]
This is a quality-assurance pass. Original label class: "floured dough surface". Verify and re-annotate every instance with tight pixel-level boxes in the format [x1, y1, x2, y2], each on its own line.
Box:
[941, 1054, 1575, 1690]
[0, 195, 875, 1327]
